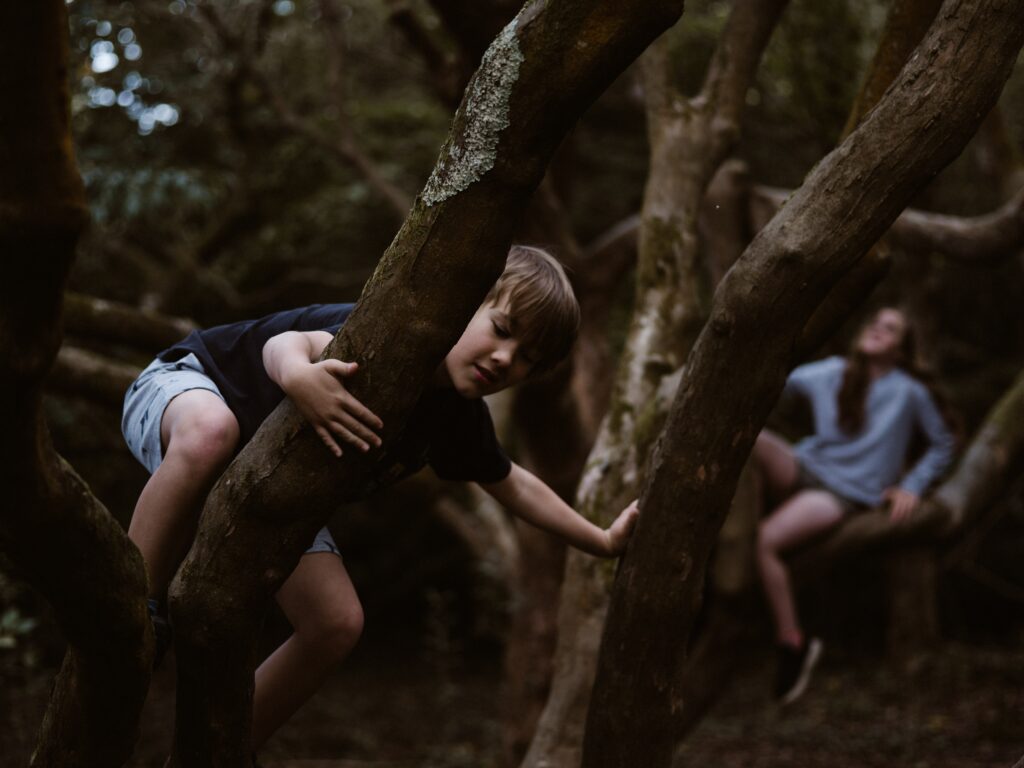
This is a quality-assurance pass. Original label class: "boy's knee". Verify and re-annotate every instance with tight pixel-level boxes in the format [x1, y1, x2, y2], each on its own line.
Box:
[168, 409, 240, 471]
[305, 604, 364, 661]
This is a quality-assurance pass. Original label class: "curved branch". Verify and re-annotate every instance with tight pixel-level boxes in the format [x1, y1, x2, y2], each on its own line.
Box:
[752, 183, 1024, 261]
[64, 292, 196, 351]
[48, 346, 141, 408]
[886, 186, 1024, 259]
[253, 68, 413, 223]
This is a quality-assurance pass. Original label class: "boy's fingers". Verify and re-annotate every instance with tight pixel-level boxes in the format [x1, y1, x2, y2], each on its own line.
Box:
[339, 392, 383, 430]
[330, 421, 371, 453]
[322, 359, 359, 378]
[314, 426, 343, 458]
[334, 410, 382, 447]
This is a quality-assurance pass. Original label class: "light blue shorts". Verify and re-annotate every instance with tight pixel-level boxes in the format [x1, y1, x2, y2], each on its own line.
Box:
[122, 354, 341, 557]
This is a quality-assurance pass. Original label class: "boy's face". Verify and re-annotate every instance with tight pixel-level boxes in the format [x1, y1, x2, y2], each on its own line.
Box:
[439, 297, 538, 398]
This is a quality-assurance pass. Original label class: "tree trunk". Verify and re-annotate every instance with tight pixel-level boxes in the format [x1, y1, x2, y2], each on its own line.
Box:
[167, 2, 687, 764]
[582, 3, 1024, 766]
[886, 547, 940, 662]
[0, 3, 153, 766]
[521, 3, 789, 766]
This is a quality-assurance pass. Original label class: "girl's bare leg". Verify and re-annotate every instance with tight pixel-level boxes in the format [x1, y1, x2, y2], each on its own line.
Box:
[252, 552, 363, 750]
[757, 490, 844, 646]
[752, 429, 800, 504]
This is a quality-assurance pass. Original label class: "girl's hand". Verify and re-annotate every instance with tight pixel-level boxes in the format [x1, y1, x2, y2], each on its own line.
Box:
[283, 360, 383, 457]
[604, 499, 640, 556]
[882, 487, 919, 522]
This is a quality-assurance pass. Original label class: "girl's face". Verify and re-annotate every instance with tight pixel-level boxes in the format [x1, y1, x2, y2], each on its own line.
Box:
[856, 308, 907, 362]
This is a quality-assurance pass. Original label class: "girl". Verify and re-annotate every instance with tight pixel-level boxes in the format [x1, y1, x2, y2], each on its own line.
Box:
[752, 307, 955, 704]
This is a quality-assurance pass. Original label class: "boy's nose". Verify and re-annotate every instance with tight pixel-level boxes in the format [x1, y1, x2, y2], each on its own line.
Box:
[492, 342, 515, 368]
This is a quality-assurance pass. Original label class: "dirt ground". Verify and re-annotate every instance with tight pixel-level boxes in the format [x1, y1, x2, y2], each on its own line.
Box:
[4, 629, 1022, 768]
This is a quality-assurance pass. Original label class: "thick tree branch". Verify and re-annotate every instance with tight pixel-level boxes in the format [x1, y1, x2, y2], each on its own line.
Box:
[0, 3, 153, 766]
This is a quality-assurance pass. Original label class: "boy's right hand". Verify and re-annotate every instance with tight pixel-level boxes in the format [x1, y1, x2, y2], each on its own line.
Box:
[283, 359, 383, 457]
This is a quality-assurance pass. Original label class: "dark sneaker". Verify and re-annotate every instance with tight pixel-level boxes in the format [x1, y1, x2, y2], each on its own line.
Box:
[774, 637, 823, 705]
[147, 598, 172, 668]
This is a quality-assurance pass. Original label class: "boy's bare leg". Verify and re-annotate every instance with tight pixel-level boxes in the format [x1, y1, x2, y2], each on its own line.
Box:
[252, 552, 363, 750]
[756, 490, 844, 646]
[128, 389, 239, 598]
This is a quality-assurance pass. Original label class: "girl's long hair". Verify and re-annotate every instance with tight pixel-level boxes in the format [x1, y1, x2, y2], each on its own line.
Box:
[836, 310, 958, 437]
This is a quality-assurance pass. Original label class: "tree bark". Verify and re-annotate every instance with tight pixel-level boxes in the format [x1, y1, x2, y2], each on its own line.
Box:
[841, 0, 943, 137]
[521, 3, 789, 766]
[166, 2, 687, 764]
[582, 3, 1024, 766]
[0, 3, 153, 766]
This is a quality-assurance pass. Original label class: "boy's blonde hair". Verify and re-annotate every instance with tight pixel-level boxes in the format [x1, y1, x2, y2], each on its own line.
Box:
[484, 245, 580, 373]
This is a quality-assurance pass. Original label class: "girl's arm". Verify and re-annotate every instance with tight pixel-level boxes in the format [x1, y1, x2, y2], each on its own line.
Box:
[897, 384, 956, 496]
[479, 463, 638, 557]
[263, 330, 383, 457]
[884, 383, 956, 521]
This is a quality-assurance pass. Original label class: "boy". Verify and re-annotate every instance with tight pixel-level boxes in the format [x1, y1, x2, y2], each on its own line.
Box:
[122, 245, 639, 748]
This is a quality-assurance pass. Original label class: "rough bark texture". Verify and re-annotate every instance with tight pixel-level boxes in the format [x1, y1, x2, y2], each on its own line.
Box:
[167, 2, 687, 764]
[841, 0, 942, 136]
[521, 3, 789, 766]
[0, 3, 153, 766]
[581, 4, 1024, 767]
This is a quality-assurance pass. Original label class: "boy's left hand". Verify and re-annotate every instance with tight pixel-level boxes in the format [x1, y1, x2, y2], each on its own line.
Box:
[604, 499, 640, 556]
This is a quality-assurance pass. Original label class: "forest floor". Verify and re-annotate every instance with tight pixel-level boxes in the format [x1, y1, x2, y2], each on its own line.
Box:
[3, 630, 1022, 768]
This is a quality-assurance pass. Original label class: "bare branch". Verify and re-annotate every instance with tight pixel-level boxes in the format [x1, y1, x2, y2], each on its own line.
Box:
[385, 0, 465, 106]
[48, 346, 141, 408]
[753, 183, 1024, 262]
[252, 68, 413, 222]
[63, 292, 196, 351]
[887, 186, 1024, 260]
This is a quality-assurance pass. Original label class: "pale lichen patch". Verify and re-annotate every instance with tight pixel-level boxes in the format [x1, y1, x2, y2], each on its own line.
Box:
[421, 18, 524, 206]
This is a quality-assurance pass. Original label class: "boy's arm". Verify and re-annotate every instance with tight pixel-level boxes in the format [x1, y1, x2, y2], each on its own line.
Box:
[479, 463, 638, 557]
[263, 330, 383, 457]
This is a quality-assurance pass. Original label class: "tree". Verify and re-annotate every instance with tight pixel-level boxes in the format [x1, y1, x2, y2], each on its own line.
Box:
[0, 3, 153, 766]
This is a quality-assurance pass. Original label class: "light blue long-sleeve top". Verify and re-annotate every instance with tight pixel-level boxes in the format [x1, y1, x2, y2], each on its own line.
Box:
[784, 356, 955, 507]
